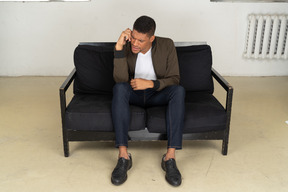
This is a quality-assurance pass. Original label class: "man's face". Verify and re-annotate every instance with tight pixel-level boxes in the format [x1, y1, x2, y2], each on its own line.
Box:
[131, 29, 155, 54]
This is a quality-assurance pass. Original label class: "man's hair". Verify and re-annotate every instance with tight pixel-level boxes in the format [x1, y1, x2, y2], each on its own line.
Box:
[133, 16, 156, 37]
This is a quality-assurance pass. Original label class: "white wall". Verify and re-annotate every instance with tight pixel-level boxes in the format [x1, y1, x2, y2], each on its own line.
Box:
[0, 0, 287, 76]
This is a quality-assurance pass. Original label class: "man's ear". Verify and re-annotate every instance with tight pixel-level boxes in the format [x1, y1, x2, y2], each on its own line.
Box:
[150, 35, 155, 43]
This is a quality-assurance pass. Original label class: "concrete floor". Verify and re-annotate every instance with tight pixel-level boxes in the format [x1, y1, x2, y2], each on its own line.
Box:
[0, 76, 288, 192]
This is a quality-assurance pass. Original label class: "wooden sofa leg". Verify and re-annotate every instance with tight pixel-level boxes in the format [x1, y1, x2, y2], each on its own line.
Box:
[64, 141, 69, 157]
[63, 137, 70, 157]
[222, 138, 228, 155]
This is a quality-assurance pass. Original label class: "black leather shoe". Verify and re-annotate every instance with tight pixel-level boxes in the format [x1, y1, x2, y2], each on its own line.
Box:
[111, 154, 132, 186]
[161, 154, 182, 186]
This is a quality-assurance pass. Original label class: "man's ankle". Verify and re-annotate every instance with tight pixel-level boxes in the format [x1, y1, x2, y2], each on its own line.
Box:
[118, 146, 130, 160]
[119, 154, 130, 160]
[165, 154, 175, 161]
[165, 148, 176, 161]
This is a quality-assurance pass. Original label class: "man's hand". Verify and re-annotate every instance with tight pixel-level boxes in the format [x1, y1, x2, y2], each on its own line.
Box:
[115, 28, 132, 51]
[130, 79, 154, 90]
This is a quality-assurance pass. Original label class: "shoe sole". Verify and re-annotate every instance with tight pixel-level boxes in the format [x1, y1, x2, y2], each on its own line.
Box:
[165, 176, 182, 187]
[111, 174, 128, 186]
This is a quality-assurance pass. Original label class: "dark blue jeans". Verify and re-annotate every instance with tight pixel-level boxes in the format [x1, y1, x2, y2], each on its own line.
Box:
[112, 82, 185, 149]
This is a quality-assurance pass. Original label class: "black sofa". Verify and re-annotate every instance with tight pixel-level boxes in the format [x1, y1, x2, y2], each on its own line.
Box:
[60, 42, 233, 157]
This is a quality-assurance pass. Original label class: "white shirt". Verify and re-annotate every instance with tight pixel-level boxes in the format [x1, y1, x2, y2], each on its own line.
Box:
[134, 48, 156, 80]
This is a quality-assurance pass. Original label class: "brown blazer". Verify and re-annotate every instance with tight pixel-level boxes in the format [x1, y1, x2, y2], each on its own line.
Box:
[113, 36, 180, 91]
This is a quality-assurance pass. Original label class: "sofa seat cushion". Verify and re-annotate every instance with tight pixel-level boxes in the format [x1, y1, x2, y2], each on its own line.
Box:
[65, 94, 146, 131]
[146, 92, 227, 133]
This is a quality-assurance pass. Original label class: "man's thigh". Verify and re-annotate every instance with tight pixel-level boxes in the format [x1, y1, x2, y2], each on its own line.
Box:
[145, 85, 182, 107]
[113, 82, 145, 107]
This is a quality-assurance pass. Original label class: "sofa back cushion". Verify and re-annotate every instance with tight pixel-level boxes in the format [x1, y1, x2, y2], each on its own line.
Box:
[73, 44, 115, 95]
[176, 44, 214, 94]
[73, 43, 213, 94]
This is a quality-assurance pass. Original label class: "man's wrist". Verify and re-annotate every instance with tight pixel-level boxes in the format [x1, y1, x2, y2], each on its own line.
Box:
[148, 80, 154, 88]
[114, 44, 126, 58]
[115, 43, 124, 51]
[152, 80, 160, 90]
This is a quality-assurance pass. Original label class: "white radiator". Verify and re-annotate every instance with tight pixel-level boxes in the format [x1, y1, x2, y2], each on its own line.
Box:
[244, 14, 288, 59]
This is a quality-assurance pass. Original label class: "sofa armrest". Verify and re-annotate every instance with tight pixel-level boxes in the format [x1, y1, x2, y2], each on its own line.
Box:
[59, 68, 76, 122]
[60, 68, 76, 93]
[59, 68, 76, 157]
[212, 68, 232, 92]
[211, 68, 233, 155]
[211, 68, 233, 112]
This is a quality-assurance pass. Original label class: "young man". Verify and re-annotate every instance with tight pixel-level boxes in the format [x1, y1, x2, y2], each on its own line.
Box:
[111, 16, 185, 186]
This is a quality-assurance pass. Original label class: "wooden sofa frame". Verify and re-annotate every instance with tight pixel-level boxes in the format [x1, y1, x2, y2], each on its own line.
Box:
[59, 42, 233, 157]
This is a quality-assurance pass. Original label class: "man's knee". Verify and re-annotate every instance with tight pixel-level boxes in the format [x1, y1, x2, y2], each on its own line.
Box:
[171, 85, 185, 99]
[177, 85, 185, 96]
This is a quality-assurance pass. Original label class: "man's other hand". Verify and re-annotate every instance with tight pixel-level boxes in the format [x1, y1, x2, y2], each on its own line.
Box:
[130, 79, 154, 90]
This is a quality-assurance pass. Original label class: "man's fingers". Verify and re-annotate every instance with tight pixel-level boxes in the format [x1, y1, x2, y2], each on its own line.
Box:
[116, 28, 132, 51]
[120, 29, 131, 42]
[124, 28, 132, 41]
[130, 79, 137, 89]
[130, 82, 135, 87]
